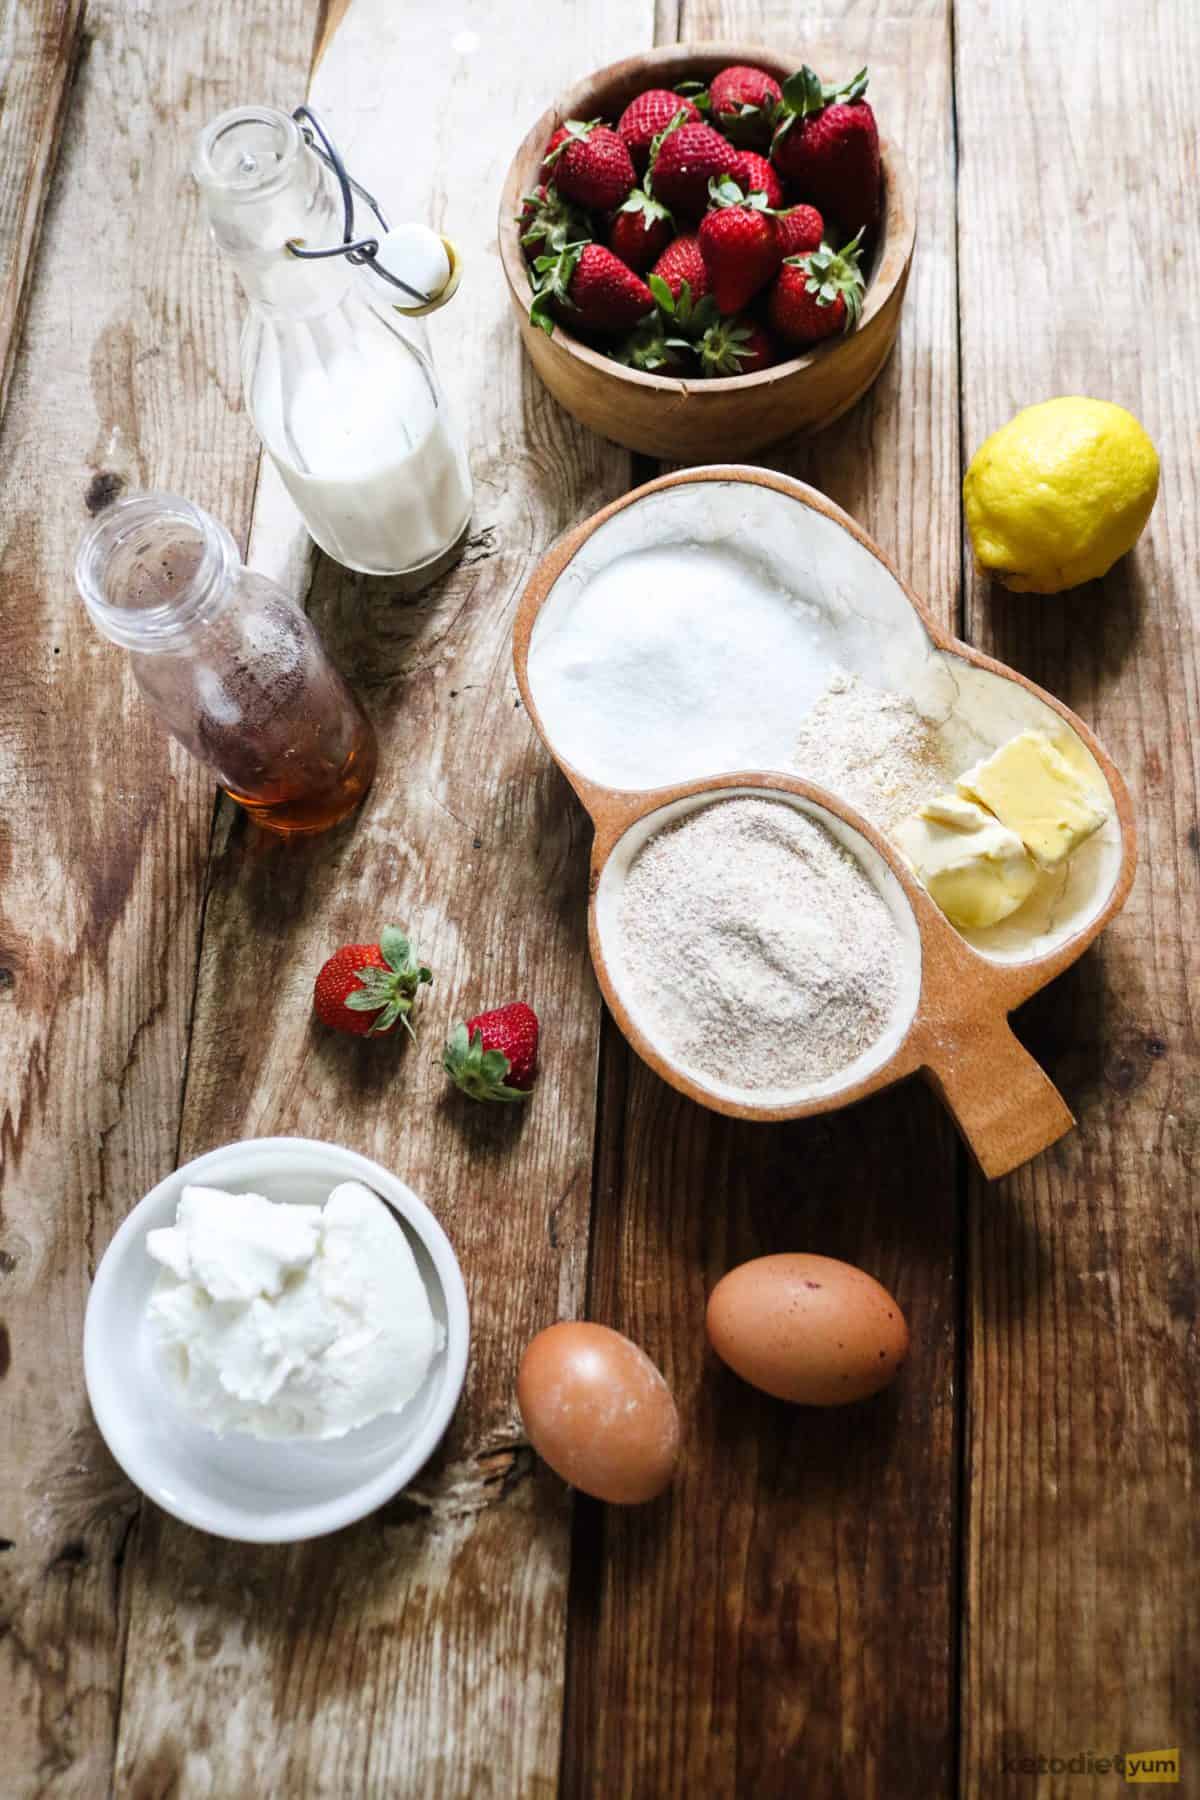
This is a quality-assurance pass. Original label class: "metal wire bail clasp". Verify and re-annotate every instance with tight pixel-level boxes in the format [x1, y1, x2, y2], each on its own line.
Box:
[285, 106, 462, 313]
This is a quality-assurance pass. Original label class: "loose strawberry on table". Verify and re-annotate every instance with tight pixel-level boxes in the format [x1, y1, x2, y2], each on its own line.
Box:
[543, 118, 636, 213]
[617, 88, 701, 173]
[767, 231, 866, 346]
[771, 66, 882, 238]
[649, 119, 740, 220]
[698, 177, 782, 316]
[444, 1003, 540, 1102]
[708, 62, 783, 147]
[313, 928, 432, 1039]
[607, 189, 675, 272]
[530, 241, 654, 336]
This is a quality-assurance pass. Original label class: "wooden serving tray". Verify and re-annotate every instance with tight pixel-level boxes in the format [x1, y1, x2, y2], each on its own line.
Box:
[513, 466, 1137, 1179]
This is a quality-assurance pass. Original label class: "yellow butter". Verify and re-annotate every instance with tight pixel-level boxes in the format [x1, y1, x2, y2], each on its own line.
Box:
[893, 792, 1039, 930]
[956, 729, 1108, 870]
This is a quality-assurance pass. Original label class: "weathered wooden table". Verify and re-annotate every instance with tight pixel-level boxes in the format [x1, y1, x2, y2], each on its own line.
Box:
[1, 0, 1196, 1794]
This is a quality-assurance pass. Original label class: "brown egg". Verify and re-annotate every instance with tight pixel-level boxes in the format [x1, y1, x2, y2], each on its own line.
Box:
[517, 1322, 680, 1504]
[706, 1253, 909, 1405]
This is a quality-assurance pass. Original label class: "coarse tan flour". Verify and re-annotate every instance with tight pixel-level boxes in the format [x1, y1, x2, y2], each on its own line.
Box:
[790, 670, 954, 830]
[617, 797, 902, 1094]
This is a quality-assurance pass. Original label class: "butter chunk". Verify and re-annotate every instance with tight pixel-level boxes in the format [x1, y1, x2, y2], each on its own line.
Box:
[956, 729, 1108, 870]
[894, 792, 1039, 930]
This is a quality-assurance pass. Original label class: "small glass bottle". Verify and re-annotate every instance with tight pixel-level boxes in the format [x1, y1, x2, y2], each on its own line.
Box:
[76, 491, 377, 835]
[192, 105, 473, 581]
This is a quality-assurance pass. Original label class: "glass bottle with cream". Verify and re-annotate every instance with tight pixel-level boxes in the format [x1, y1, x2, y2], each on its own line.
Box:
[193, 105, 472, 581]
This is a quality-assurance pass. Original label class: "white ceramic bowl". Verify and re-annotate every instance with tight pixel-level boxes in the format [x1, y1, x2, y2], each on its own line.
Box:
[84, 1137, 470, 1544]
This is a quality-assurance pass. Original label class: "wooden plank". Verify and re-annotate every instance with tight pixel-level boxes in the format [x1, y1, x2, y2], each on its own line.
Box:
[954, 0, 1200, 1789]
[0, 1, 320, 1794]
[110, 2, 653, 1795]
[563, 3, 964, 1795]
[0, 0, 82, 423]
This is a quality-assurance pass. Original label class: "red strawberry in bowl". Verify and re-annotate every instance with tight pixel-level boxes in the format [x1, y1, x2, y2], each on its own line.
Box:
[697, 317, 778, 377]
[767, 232, 866, 347]
[444, 1002, 539, 1101]
[649, 231, 710, 303]
[649, 120, 739, 221]
[313, 927, 432, 1039]
[544, 118, 636, 212]
[617, 88, 701, 173]
[538, 126, 571, 182]
[698, 177, 782, 315]
[518, 183, 590, 261]
[530, 241, 654, 336]
[776, 202, 825, 259]
[731, 149, 784, 210]
[607, 189, 675, 272]
[771, 66, 882, 238]
[708, 63, 783, 147]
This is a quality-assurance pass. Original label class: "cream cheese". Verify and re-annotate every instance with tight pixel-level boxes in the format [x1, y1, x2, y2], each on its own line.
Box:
[146, 1181, 443, 1440]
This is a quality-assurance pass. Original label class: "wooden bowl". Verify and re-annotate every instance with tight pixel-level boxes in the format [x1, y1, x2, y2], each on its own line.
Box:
[498, 43, 916, 460]
[513, 467, 1138, 1179]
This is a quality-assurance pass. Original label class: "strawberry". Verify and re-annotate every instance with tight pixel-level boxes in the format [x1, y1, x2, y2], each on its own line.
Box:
[776, 202, 825, 258]
[649, 232, 710, 303]
[543, 118, 635, 213]
[647, 270, 718, 344]
[697, 178, 782, 315]
[767, 232, 866, 346]
[518, 183, 590, 261]
[313, 927, 432, 1039]
[538, 126, 571, 182]
[529, 241, 654, 336]
[697, 317, 778, 377]
[771, 66, 881, 237]
[731, 149, 785, 210]
[444, 1002, 539, 1100]
[648, 120, 739, 221]
[607, 189, 675, 272]
[708, 64, 783, 148]
[617, 89, 700, 173]
[613, 311, 694, 374]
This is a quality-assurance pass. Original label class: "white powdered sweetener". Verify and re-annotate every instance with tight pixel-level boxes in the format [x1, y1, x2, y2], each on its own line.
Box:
[146, 1182, 443, 1440]
[526, 542, 843, 791]
[618, 798, 902, 1093]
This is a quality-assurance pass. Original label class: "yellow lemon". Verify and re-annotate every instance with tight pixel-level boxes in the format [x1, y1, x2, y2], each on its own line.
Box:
[963, 397, 1159, 593]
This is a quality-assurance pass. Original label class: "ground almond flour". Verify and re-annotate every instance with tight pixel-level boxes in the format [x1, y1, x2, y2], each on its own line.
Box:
[617, 797, 903, 1093]
[790, 670, 953, 830]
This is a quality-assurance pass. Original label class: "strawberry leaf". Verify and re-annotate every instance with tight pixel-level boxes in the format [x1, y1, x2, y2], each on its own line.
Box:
[543, 117, 600, 168]
[781, 65, 827, 120]
[648, 272, 676, 313]
[442, 1023, 529, 1103]
[825, 67, 869, 104]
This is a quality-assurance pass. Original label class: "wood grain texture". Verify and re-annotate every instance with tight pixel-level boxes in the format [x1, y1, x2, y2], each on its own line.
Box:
[955, 1, 1200, 1791]
[110, 2, 653, 1795]
[562, 3, 965, 1795]
[0, 2, 318, 1794]
[0, 0, 82, 424]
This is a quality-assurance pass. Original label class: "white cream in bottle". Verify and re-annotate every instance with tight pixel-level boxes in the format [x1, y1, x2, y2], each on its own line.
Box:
[193, 105, 472, 580]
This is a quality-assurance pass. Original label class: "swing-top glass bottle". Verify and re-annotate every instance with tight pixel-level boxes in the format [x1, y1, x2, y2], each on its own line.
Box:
[193, 105, 472, 581]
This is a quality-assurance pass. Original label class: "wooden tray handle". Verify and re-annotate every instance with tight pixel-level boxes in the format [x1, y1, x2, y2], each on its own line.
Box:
[921, 1022, 1074, 1180]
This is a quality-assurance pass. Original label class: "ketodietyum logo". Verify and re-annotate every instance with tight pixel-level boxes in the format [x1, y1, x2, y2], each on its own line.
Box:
[999, 1749, 1179, 1783]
